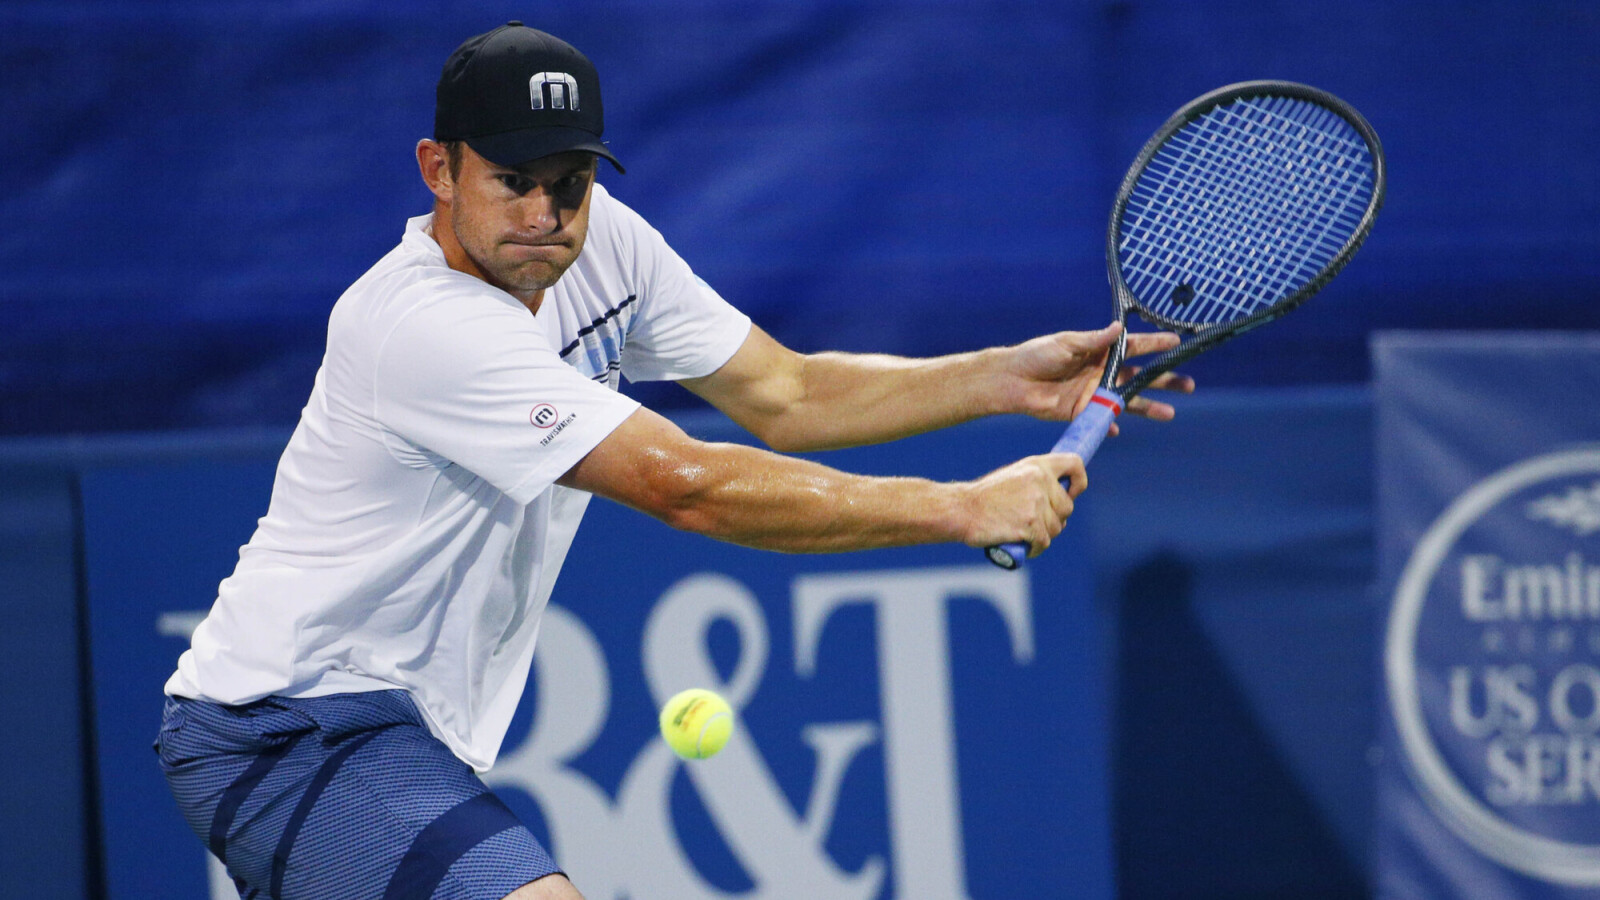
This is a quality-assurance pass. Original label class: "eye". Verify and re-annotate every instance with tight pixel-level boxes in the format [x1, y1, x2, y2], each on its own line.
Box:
[497, 174, 534, 195]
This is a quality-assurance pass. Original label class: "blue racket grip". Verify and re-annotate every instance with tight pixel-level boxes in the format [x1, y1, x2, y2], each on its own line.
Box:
[984, 388, 1123, 570]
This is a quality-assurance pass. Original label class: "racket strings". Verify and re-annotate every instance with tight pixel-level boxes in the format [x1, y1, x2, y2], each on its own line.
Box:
[1129, 99, 1371, 320]
[1223, 99, 1375, 307]
[1118, 94, 1376, 327]
[1167, 104, 1368, 322]
[1125, 102, 1371, 324]
[1130, 103, 1369, 323]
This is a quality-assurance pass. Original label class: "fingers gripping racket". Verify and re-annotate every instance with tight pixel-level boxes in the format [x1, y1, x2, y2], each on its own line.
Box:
[985, 81, 1386, 570]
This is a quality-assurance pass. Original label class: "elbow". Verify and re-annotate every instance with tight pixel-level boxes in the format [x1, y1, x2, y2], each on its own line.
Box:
[745, 413, 829, 453]
[659, 503, 722, 538]
[638, 444, 783, 543]
[627, 445, 727, 536]
[653, 483, 713, 535]
[563, 409, 750, 537]
[753, 425, 808, 454]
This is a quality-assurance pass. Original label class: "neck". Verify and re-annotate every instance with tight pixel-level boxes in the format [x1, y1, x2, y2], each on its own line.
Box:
[427, 205, 545, 314]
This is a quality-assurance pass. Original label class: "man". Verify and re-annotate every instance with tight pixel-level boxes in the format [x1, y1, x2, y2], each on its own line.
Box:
[156, 22, 1190, 900]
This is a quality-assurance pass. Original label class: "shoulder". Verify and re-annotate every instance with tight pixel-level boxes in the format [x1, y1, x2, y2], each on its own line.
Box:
[588, 181, 643, 230]
[335, 217, 537, 353]
[343, 216, 518, 317]
[575, 182, 688, 294]
[584, 182, 674, 256]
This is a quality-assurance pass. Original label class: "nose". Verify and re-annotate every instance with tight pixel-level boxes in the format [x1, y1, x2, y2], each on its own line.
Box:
[522, 188, 561, 235]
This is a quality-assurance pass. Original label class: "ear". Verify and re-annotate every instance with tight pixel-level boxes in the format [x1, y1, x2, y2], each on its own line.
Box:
[416, 139, 454, 203]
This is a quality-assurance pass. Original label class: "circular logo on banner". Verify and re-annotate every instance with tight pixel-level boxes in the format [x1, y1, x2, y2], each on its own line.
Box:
[1387, 448, 1600, 885]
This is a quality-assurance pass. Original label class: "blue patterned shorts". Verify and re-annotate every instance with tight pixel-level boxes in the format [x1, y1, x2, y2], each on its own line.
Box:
[155, 690, 560, 900]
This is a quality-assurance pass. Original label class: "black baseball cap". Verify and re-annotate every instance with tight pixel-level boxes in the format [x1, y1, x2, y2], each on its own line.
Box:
[434, 22, 624, 173]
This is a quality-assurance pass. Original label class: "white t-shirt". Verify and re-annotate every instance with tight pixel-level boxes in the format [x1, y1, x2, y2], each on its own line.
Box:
[167, 183, 752, 771]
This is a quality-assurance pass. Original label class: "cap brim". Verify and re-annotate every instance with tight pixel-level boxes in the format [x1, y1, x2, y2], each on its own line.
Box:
[465, 126, 625, 173]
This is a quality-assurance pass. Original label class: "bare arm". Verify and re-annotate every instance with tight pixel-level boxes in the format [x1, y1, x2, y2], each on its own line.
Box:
[680, 322, 1193, 453]
[557, 406, 1085, 556]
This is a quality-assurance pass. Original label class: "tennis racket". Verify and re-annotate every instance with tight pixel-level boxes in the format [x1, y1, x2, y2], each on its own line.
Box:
[985, 80, 1386, 570]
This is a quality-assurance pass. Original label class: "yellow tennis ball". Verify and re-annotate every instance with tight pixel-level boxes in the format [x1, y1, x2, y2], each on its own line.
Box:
[658, 688, 734, 760]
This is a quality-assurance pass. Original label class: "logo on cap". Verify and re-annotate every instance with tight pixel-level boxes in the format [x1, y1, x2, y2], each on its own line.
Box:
[531, 73, 579, 111]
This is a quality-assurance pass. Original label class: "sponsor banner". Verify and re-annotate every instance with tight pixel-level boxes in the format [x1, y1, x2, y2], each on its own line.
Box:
[1375, 333, 1600, 897]
[81, 418, 1111, 899]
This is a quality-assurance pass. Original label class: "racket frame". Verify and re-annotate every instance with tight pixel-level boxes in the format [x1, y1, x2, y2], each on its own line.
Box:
[1105, 80, 1387, 398]
[985, 80, 1386, 570]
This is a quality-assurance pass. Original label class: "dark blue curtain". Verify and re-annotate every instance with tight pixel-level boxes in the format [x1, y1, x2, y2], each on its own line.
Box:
[5, 1, 1597, 436]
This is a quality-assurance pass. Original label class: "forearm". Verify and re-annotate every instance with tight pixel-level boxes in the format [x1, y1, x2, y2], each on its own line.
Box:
[689, 322, 1189, 454]
[684, 325, 1032, 453]
[757, 348, 1012, 452]
[560, 407, 1079, 557]
[648, 440, 967, 552]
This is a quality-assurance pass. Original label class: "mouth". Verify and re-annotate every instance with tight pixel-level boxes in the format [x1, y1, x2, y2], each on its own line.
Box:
[503, 240, 570, 260]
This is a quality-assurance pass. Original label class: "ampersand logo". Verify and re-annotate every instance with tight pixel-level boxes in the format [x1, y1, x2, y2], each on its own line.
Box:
[486, 566, 1037, 899]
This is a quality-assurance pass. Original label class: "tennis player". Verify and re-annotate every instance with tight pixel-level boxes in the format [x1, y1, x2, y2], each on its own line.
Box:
[155, 22, 1191, 900]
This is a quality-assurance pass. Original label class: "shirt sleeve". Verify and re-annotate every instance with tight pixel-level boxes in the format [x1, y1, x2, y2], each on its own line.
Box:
[604, 194, 752, 383]
[373, 287, 640, 505]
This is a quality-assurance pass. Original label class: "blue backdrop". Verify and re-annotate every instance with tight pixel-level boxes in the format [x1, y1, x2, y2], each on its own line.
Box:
[3, 0, 1598, 435]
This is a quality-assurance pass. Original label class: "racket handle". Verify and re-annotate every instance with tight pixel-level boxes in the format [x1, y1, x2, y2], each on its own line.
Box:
[984, 388, 1123, 570]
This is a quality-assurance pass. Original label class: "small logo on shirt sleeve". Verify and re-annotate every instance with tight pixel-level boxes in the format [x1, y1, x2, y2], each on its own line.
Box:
[531, 403, 578, 446]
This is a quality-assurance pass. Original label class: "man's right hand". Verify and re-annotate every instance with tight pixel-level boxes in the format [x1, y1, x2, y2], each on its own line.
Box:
[958, 453, 1086, 558]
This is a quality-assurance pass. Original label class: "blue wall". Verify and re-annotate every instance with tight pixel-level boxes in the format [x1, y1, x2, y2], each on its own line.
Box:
[3, 1, 1597, 435]
[0, 462, 90, 898]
